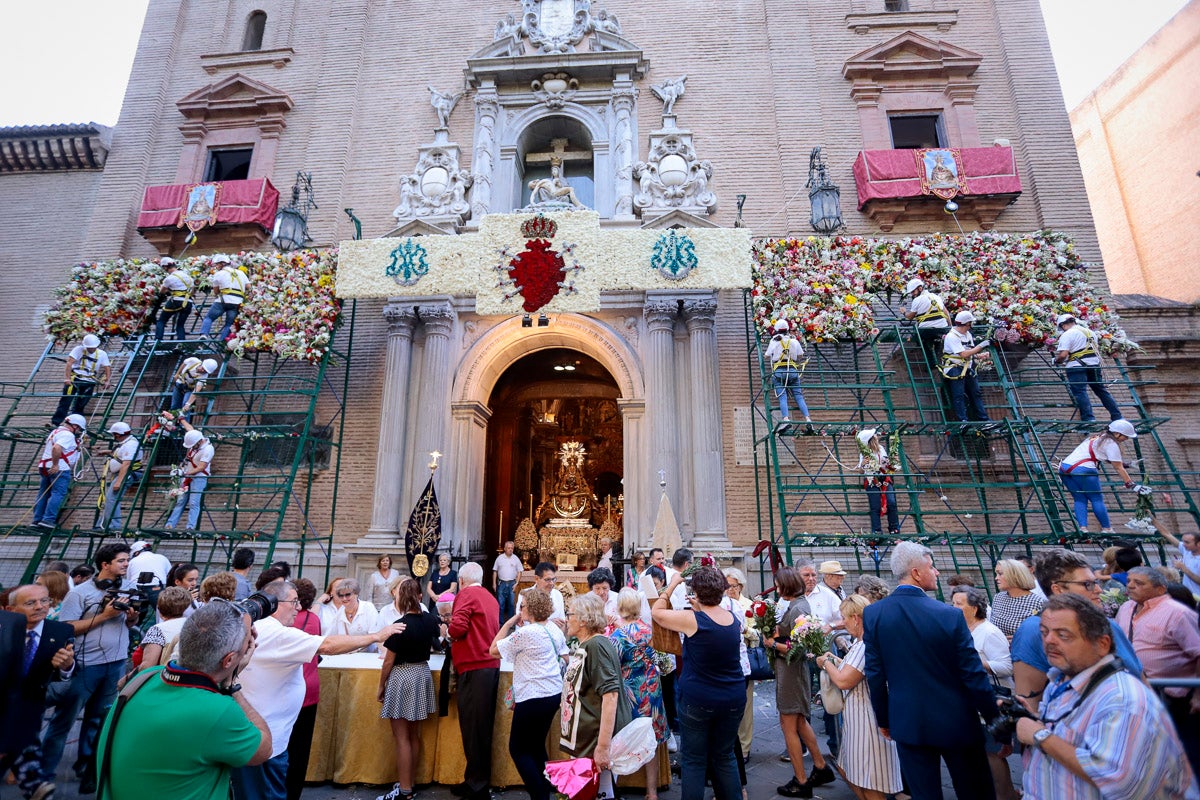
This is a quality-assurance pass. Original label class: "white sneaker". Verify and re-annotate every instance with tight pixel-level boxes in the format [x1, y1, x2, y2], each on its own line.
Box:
[377, 784, 402, 800]
[667, 733, 679, 753]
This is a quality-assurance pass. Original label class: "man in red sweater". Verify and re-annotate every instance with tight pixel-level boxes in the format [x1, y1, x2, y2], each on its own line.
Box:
[449, 561, 500, 800]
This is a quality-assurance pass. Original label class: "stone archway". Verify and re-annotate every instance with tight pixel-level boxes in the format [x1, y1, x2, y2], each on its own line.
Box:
[447, 313, 647, 556]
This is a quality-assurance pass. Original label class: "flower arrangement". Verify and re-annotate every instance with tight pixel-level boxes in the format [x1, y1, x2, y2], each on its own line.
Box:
[1099, 586, 1127, 618]
[752, 230, 1134, 352]
[747, 598, 781, 661]
[1124, 485, 1157, 534]
[786, 613, 828, 663]
[43, 250, 342, 364]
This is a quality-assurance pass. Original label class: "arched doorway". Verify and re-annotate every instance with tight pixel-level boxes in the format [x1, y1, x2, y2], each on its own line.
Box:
[483, 348, 621, 556]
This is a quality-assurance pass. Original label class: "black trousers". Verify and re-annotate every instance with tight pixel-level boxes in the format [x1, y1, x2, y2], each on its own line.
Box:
[895, 740, 995, 800]
[458, 667, 499, 794]
[284, 702, 318, 800]
[509, 693, 561, 800]
[52, 380, 96, 425]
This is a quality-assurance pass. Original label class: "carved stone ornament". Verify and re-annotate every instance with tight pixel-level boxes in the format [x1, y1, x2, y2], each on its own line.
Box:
[650, 76, 687, 115]
[393, 145, 473, 223]
[531, 72, 580, 109]
[489, 0, 623, 54]
[633, 130, 717, 217]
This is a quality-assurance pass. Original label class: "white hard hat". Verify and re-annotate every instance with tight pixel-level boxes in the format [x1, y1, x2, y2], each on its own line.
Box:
[65, 414, 87, 431]
[1056, 313, 1075, 327]
[954, 311, 975, 325]
[130, 540, 151, 555]
[202, 358, 219, 374]
[1108, 419, 1137, 439]
[906, 278, 925, 295]
[82, 334, 100, 349]
[857, 428, 877, 447]
[212, 254, 231, 265]
[107, 422, 132, 435]
[183, 430, 204, 448]
[773, 319, 790, 333]
[160, 257, 177, 268]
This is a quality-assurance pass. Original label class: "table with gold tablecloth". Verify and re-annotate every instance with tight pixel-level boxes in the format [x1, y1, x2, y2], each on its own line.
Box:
[306, 653, 669, 788]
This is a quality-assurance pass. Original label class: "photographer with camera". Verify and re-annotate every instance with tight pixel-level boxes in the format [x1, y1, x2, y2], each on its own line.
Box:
[233, 580, 405, 800]
[1017, 593, 1197, 798]
[41, 542, 141, 793]
[96, 599, 273, 800]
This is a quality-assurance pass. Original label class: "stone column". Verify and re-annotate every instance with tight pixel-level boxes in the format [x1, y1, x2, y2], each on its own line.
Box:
[643, 299, 680, 516]
[449, 401, 492, 558]
[683, 297, 727, 537]
[410, 302, 456, 540]
[367, 303, 417, 537]
[611, 82, 637, 218]
[470, 82, 499, 221]
[618, 398, 646, 550]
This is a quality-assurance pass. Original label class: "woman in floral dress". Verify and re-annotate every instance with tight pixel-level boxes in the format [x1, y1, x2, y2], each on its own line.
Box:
[610, 587, 668, 800]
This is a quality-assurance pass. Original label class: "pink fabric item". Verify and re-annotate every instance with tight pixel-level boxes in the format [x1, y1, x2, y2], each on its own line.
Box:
[852, 146, 1021, 208]
[294, 608, 323, 707]
[137, 178, 280, 229]
[437, 591, 456, 603]
[1114, 593, 1200, 698]
[544, 758, 600, 800]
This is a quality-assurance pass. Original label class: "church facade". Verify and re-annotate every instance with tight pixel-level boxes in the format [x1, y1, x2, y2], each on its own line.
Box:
[10, 0, 1193, 575]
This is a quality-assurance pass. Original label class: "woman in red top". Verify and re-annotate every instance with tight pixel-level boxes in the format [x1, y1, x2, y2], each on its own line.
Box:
[286, 577, 323, 800]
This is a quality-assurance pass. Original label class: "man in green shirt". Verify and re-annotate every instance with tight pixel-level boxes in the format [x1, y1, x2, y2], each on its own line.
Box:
[96, 602, 272, 800]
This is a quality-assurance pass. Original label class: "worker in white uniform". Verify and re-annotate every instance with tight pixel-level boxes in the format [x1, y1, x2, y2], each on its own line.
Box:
[901, 277, 951, 370]
[199, 254, 250, 342]
[1053, 313, 1123, 423]
[50, 334, 111, 426]
[155, 257, 195, 342]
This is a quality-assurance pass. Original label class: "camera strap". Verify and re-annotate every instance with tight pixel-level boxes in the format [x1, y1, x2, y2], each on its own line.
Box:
[1039, 658, 1122, 727]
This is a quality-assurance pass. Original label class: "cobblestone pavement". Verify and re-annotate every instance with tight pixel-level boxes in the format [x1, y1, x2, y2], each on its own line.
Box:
[41, 683, 1022, 800]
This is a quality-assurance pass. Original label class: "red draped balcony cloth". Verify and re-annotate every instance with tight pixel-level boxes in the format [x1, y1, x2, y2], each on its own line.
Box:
[852, 146, 1021, 208]
[137, 178, 279, 230]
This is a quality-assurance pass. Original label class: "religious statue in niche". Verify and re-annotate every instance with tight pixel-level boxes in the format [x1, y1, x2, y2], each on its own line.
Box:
[528, 158, 585, 209]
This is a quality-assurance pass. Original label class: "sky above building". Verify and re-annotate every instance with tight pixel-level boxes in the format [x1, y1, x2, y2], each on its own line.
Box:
[0, 0, 1190, 128]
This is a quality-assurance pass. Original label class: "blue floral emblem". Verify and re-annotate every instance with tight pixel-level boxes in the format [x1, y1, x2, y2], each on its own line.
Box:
[385, 239, 430, 286]
[651, 230, 698, 281]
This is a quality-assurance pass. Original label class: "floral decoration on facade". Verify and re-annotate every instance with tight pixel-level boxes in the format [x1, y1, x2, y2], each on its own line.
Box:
[44, 249, 342, 364]
[650, 230, 698, 281]
[752, 230, 1134, 352]
[494, 215, 583, 313]
[386, 238, 430, 286]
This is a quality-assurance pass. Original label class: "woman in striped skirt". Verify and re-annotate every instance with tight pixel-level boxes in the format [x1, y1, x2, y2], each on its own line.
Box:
[815, 595, 902, 800]
[377, 579, 442, 800]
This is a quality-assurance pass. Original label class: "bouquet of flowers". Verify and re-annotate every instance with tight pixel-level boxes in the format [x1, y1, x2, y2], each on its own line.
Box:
[1124, 485, 1157, 533]
[786, 614, 828, 664]
[1099, 586, 1127, 618]
[747, 598, 780, 657]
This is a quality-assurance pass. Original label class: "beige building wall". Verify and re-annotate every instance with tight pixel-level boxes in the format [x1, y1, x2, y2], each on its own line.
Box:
[1071, 0, 1200, 303]
[1, 0, 1136, 555]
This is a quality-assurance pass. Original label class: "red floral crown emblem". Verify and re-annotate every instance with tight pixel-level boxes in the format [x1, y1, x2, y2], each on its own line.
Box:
[520, 215, 557, 240]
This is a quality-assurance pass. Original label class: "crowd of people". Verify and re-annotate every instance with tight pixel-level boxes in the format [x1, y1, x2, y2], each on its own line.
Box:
[2, 537, 1200, 800]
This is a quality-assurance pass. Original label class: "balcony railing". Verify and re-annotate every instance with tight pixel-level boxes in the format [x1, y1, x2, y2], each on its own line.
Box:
[137, 177, 279, 253]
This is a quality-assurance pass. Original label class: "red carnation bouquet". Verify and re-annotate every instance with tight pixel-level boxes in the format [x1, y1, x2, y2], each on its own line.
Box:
[748, 598, 781, 662]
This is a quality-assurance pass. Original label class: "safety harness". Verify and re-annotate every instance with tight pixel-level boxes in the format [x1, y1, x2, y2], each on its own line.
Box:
[221, 268, 247, 304]
[71, 349, 101, 382]
[38, 426, 79, 477]
[940, 330, 974, 380]
[772, 337, 802, 370]
[916, 294, 951, 326]
[173, 359, 209, 389]
[1066, 328, 1100, 366]
[1061, 440, 1100, 474]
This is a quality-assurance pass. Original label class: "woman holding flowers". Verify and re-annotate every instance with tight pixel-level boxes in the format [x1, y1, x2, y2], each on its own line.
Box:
[856, 429, 900, 537]
[815, 595, 902, 800]
[764, 565, 836, 797]
[653, 567, 744, 800]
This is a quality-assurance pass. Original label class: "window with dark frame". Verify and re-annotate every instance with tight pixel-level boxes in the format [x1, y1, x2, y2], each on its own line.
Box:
[889, 115, 944, 149]
[243, 11, 267, 51]
[884, 0, 910, 11]
[204, 148, 254, 182]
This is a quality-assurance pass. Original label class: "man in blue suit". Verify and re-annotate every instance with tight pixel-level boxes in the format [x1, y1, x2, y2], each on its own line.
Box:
[864, 541, 998, 799]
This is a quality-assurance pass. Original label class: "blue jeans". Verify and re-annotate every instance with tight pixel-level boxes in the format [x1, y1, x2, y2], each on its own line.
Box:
[99, 472, 140, 530]
[679, 699, 744, 800]
[1060, 466, 1110, 529]
[498, 580, 516, 622]
[866, 480, 899, 534]
[233, 750, 288, 800]
[772, 368, 810, 420]
[165, 383, 196, 415]
[32, 472, 72, 526]
[155, 301, 192, 341]
[1066, 367, 1122, 422]
[948, 371, 989, 421]
[40, 660, 124, 782]
[201, 300, 241, 341]
[167, 475, 207, 530]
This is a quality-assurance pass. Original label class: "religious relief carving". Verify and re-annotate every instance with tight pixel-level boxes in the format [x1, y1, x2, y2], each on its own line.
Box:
[531, 72, 580, 109]
[633, 132, 717, 217]
[485, 0, 625, 55]
[650, 76, 687, 115]
[526, 158, 586, 210]
[393, 147, 473, 223]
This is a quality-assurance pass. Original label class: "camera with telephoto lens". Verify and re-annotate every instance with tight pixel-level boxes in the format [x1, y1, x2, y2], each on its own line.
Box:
[100, 587, 150, 613]
[232, 591, 278, 622]
[987, 694, 1036, 740]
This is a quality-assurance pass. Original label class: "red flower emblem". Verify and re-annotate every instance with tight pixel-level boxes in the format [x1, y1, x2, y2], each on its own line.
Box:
[508, 238, 566, 313]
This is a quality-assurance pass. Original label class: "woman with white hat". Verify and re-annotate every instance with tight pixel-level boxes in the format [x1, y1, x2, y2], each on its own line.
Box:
[165, 419, 213, 532]
[857, 429, 900, 536]
[1058, 419, 1141, 533]
[763, 319, 812, 426]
